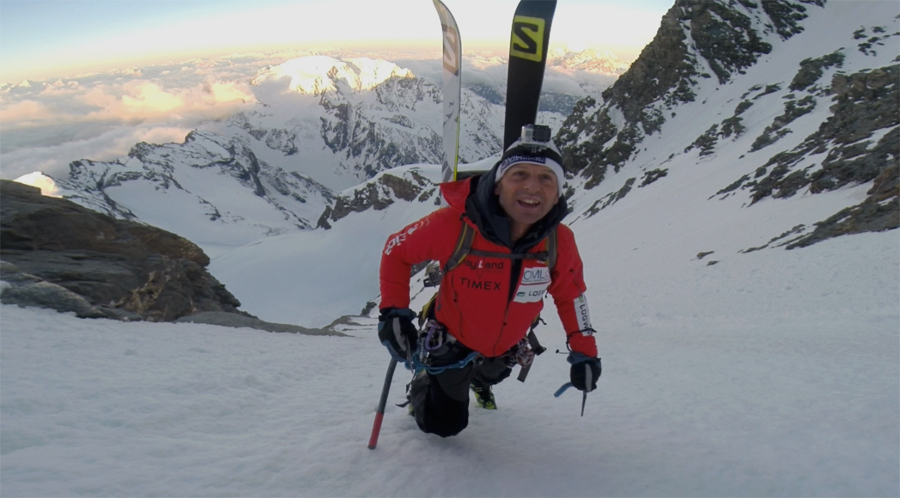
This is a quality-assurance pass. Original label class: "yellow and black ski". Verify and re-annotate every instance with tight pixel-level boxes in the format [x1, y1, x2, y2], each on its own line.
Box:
[503, 0, 557, 150]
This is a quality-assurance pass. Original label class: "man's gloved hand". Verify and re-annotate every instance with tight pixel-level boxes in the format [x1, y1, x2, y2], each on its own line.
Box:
[568, 352, 601, 393]
[377, 308, 418, 361]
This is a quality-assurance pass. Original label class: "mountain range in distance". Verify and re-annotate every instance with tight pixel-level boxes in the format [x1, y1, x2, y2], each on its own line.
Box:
[10, 0, 898, 327]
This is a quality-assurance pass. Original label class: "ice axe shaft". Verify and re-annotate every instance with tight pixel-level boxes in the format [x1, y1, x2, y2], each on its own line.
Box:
[368, 358, 398, 449]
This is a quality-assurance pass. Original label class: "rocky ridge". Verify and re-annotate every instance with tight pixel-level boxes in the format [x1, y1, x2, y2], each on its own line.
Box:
[0, 180, 240, 321]
[555, 0, 898, 247]
[557, 0, 823, 184]
[317, 167, 439, 228]
[0, 180, 347, 334]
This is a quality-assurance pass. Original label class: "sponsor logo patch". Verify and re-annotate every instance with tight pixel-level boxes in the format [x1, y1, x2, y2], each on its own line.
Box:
[384, 221, 424, 255]
[522, 267, 551, 285]
[463, 258, 505, 279]
[458, 277, 501, 291]
[575, 294, 592, 330]
[514, 265, 551, 303]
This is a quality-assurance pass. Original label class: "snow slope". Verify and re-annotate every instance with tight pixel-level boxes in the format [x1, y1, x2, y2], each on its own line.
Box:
[1, 227, 897, 496]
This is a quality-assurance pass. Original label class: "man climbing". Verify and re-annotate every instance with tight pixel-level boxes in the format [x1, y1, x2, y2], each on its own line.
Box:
[378, 126, 600, 437]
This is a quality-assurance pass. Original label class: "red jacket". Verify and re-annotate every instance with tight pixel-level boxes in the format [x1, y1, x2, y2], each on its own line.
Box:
[380, 178, 597, 358]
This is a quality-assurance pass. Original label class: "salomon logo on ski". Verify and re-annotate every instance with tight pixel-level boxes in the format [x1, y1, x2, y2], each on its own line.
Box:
[510, 16, 546, 62]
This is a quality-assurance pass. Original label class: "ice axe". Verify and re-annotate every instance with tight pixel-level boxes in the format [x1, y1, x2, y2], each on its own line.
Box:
[368, 358, 399, 449]
[554, 382, 588, 416]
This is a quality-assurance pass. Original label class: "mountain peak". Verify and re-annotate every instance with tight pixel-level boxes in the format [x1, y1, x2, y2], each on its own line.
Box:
[548, 47, 631, 75]
[251, 55, 415, 95]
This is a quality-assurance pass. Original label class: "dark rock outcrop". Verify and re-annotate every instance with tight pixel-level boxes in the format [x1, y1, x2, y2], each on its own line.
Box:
[557, 0, 822, 187]
[174, 311, 347, 336]
[317, 169, 437, 228]
[0, 180, 243, 322]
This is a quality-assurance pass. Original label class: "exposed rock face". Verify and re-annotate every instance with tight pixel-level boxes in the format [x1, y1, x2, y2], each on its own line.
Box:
[746, 65, 899, 203]
[174, 311, 347, 336]
[557, 0, 820, 186]
[717, 64, 900, 247]
[0, 180, 243, 321]
[555, 0, 896, 248]
[317, 169, 438, 228]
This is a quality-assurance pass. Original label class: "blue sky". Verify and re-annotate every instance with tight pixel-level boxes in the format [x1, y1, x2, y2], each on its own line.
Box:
[1, 0, 673, 82]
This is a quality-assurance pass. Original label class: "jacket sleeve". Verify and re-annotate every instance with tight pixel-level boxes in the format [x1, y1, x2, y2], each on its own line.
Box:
[379, 208, 459, 310]
[547, 225, 598, 358]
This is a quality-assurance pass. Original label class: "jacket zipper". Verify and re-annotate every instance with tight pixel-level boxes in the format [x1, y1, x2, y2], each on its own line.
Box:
[493, 258, 523, 353]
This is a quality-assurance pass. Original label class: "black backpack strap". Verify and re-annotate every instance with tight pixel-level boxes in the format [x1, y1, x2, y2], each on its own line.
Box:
[546, 227, 558, 271]
[444, 223, 558, 273]
[443, 221, 476, 273]
[467, 249, 548, 261]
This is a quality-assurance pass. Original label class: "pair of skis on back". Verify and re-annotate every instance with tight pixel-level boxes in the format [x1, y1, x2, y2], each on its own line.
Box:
[434, 0, 557, 183]
[368, 0, 558, 450]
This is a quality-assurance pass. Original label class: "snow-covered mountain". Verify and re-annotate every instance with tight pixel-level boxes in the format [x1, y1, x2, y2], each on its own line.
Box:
[249, 56, 416, 94]
[203, 0, 897, 327]
[209, 54, 573, 189]
[11, 0, 898, 323]
[42, 131, 334, 249]
[556, 0, 898, 248]
[26, 53, 612, 245]
[548, 47, 631, 75]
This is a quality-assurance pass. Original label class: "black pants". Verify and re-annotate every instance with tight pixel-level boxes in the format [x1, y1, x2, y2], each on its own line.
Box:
[408, 344, 512, 437]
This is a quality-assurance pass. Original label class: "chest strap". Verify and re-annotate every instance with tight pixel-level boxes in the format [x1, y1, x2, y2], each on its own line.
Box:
[443, 221, 557, 274]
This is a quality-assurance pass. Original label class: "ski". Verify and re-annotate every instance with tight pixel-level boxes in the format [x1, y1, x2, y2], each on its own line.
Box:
[503, 0, 557, 150]
[432, 0, 462, 186]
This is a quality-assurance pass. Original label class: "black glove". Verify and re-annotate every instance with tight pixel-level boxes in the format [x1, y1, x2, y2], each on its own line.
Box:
[377, 308, 418, 361]
[568, 353, 601, 393]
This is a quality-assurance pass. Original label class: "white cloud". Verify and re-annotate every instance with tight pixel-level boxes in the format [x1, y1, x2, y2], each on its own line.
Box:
[1, 124, 195, 181]
[0, 100, 56, 123]
[0, 59, 262, 181]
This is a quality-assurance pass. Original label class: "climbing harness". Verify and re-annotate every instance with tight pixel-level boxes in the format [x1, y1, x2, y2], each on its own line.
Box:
[409, 319, 483, 375]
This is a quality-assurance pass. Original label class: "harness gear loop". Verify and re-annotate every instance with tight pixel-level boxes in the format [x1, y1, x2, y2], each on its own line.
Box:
[505, 337, 536, 369]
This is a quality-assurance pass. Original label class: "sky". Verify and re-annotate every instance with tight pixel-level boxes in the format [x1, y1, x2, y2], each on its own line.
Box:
[0, 0, 673, 83]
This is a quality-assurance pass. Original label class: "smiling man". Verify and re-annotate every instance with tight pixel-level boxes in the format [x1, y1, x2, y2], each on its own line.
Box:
[378, 125, 600, 438]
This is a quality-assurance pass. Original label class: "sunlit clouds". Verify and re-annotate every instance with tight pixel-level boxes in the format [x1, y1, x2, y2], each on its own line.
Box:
[4, 79, 254, 129]
[1, 60, 259, 180]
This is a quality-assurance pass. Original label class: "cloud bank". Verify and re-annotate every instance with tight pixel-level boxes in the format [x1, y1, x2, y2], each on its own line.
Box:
[1, 57, 266, 181]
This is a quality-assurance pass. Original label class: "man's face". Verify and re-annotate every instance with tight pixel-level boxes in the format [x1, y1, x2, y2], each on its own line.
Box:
[494, 162, 560, 233]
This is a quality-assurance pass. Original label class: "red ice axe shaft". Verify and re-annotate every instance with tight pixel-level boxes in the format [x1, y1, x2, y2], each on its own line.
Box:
[367, 358, 399, 449]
